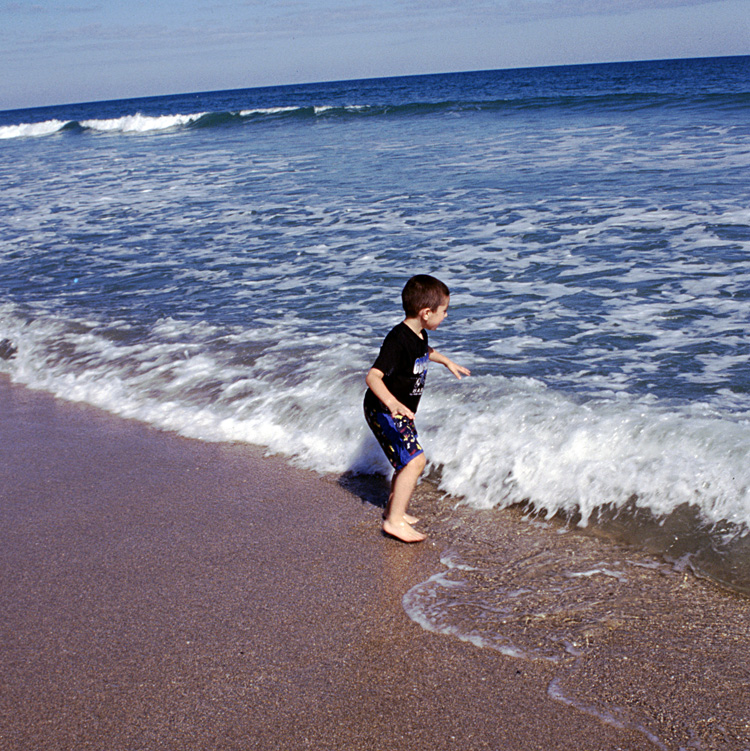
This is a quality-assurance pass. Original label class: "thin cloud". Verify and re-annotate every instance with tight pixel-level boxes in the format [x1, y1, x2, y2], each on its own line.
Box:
[392, 0, 731, 25]
[2, 0, 733, 47]
[2, 2, 99, 12]
[1, 0, 741, 68]
[191, 0, 738, 38]
[1, 3, 46, 11]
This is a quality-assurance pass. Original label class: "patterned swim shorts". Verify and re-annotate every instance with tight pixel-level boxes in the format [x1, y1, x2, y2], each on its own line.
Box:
[364, 401, 424, 471]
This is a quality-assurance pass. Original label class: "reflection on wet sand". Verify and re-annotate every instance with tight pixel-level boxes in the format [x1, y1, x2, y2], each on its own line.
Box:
[404, 484, 750, 751]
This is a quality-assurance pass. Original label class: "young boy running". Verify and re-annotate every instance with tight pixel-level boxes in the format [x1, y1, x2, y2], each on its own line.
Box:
[364, 274, 470, 543]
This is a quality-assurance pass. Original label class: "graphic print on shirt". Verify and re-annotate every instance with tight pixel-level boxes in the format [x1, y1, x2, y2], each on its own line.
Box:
[411, 353, 430, 397]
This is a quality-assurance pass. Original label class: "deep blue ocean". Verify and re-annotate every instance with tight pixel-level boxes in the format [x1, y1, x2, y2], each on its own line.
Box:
[2, 57, 750, 699]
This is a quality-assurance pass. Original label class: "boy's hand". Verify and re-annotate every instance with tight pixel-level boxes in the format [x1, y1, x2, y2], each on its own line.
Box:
[390, 400, 415, 420]
[445, 359, 471, 380]
[429, 350, 471, 380]
[366, 367, 415, 419]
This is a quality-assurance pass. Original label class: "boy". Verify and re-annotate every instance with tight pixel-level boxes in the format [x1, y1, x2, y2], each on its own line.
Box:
[364, 274, 470, 543]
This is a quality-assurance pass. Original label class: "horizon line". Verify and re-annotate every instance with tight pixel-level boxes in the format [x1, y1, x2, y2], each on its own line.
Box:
[3, 52, 747, 116]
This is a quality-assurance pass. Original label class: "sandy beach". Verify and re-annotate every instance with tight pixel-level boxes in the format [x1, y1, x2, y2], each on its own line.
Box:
[1, 376, 748, 750]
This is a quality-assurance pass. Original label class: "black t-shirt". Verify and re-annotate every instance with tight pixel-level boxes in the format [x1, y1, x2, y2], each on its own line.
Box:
[364, 322, 430, 414]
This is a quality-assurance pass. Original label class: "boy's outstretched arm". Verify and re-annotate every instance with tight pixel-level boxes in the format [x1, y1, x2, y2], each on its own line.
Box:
[429, 349, 471, 379]
[366, 368, 416, 419]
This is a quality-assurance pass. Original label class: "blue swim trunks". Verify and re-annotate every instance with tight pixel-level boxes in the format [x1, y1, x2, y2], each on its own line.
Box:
[364, 401, 424, 471]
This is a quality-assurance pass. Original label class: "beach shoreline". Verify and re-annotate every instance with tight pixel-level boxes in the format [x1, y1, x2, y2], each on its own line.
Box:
[1, 376, 747, 750]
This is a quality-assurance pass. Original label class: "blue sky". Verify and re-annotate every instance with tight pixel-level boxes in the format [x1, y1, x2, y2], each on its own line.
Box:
[1, 0, 748, 110]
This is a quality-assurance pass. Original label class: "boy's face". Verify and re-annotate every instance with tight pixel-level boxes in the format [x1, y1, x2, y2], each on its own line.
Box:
[422, 296, 449, 331]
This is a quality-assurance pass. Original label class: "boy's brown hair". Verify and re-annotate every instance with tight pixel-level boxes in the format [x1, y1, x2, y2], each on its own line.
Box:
[401, 274, 450, 317]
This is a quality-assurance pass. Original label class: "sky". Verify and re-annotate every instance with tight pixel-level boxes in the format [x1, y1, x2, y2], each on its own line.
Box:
[1, 0, 748, 110]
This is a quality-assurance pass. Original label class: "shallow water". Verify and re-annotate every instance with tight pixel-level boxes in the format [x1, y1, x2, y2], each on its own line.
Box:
[401, 483, 750, 750]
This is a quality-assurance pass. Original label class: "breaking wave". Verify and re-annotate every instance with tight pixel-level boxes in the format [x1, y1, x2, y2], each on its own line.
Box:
[3, 90, 748, 141]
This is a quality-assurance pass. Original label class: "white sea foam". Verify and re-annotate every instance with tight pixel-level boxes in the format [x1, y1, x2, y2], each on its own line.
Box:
[0, 304, 380, 474]
[0, 113, 207, 139]
[2, 300, 750, 537]
[422, 378, 750, 531]
[566, 568, 627, 583]
[402, 571, 530, 658]
[80, 112, 206, 133]
[52, 102, 370, 129]
[0, 119, 68, 139]
[547, 679, 669, 750]
[239, 106, 301, 116]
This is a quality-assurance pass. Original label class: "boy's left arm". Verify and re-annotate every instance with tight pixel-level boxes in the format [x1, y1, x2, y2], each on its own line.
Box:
[429, 348, 471, 380]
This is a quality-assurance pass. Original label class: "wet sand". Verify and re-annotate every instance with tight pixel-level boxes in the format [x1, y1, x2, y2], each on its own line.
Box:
[0, 377, 745, 750]
[404, 495, 750, 750]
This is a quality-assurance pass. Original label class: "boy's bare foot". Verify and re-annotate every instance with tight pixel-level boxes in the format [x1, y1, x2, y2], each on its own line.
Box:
[382, 518, 426, 543]
[383, 512, 420, 524]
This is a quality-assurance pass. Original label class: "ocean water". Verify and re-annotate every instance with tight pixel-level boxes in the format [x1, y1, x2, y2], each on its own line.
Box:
[2, 59, 750, 607]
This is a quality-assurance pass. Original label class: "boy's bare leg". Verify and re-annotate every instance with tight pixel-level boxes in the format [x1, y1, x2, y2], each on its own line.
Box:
[382, 453, 427, 543]
[384, 473, 419, 524]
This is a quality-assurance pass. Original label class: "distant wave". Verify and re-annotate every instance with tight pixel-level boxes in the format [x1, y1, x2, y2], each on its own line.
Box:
[80, 112, 207, 133]
[2, 91, 748, 141]
[0, 112, 208, 139]
[0, 119, 71, 139]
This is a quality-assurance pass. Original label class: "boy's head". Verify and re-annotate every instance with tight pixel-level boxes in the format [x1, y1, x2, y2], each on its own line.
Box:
[402, 274, 450, 317]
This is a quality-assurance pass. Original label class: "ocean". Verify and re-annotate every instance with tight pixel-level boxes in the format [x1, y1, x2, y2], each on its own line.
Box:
[2, 54, 750, 663]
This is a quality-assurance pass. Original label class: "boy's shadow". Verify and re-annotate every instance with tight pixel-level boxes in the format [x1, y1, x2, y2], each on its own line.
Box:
[337, 438, 391, 513]
[337, 470, 389, 513]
